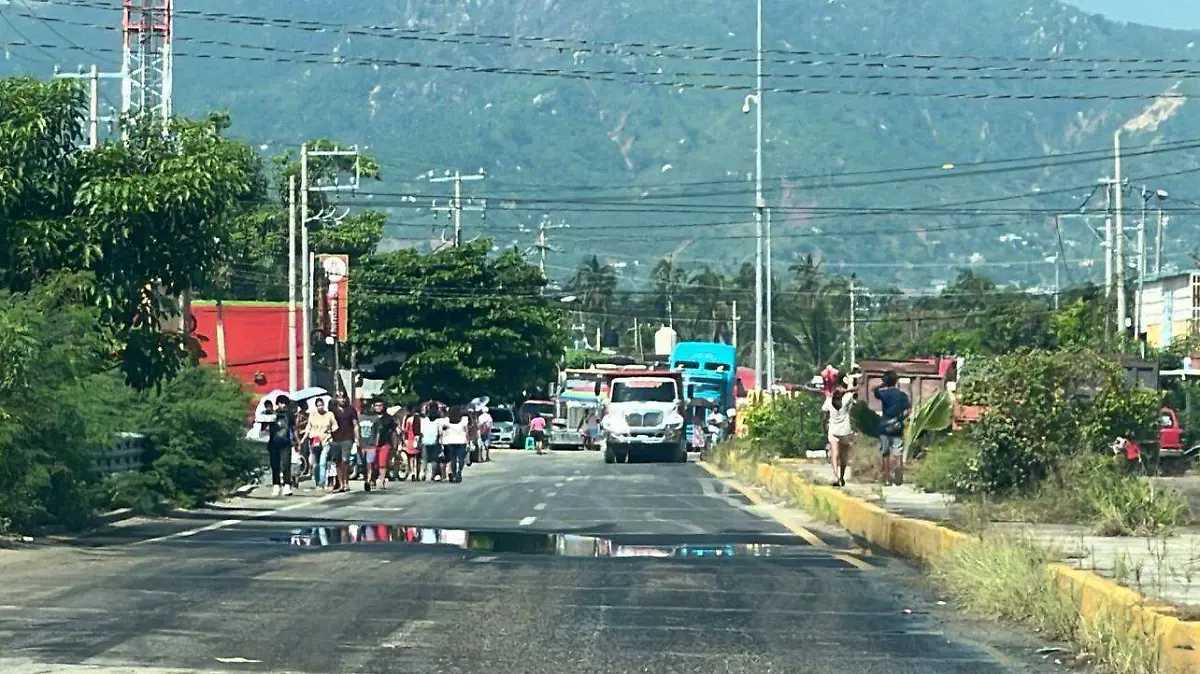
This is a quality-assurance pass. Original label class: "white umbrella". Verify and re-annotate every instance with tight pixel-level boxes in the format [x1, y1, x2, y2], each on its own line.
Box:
[469, 396, 490, 412]
[246, 389, 289, 443]
[291, 386, 329, 402]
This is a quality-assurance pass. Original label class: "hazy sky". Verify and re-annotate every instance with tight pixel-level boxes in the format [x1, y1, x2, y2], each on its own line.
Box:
[1065, 0, 1200, 30]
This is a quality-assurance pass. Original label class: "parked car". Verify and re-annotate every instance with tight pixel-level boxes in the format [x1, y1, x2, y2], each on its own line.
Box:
[489, 406, 516, 448]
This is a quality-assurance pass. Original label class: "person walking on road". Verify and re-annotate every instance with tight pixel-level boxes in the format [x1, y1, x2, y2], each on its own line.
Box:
[265, 394, 295, 497]
[420, 406, 440, 481]
[363, 399, 397, 491]
[476, 407, 493, 463]
[529, 414, 548, 455]
[437, 407, 471, 483]
[823, 388, 857, 487]
[306, 398, 338, 490]
[874, 371, 910, 487]
[330, 393, 359, 493]
[403, 405, 421, 481]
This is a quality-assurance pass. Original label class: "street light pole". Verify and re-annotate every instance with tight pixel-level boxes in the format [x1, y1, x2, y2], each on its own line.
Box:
[752, 0, 765, 391]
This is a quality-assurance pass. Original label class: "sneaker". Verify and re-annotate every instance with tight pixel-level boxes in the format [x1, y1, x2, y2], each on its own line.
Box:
[282, 484, 293, 496]
[271, 485, 281, 497]
[364, 480, 372, 492]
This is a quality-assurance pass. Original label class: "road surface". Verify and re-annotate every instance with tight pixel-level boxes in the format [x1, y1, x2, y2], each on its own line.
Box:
[0, 451, 1055, 673]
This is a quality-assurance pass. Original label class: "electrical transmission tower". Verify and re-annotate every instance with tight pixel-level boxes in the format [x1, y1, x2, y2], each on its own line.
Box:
[121, 0, 174, 120]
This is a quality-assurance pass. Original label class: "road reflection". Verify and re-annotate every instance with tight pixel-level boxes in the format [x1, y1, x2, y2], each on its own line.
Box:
[278, 525, 785, 558]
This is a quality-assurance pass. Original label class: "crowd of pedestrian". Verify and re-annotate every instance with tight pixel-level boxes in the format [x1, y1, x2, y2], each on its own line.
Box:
[259, 393, 496, 496]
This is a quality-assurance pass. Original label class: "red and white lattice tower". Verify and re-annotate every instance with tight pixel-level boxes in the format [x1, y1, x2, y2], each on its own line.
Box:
[120, 0, 173, 119]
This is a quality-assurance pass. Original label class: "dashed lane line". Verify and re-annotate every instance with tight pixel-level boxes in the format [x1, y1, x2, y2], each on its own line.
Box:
[519, 516, 537, 526]
[132, 493, 343, 546]
[533, 503, 547, 511]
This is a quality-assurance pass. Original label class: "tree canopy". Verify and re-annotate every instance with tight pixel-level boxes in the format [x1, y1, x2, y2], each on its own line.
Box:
[351, 240, 567, 403]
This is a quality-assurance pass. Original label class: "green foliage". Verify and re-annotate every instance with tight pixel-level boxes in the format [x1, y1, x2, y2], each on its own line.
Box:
[849, 400, 881, 437]
[125, 367, 258, 509]
[742, 394, 826, 458]
[958, 350, 1159, 493]
[913, 435, 981, 494]
[350, 240, 567, 402]
[1, 77, 260, 389]
[903, 390, 953, 453]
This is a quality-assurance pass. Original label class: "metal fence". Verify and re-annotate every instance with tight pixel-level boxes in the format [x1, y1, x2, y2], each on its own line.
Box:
[92, 432, 149, 476]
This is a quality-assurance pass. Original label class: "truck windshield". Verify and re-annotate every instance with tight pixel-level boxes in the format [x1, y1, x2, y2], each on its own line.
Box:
[611, 380, 676, 403]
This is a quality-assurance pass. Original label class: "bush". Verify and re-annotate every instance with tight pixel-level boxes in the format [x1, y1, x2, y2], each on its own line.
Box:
[741, 394, 825, 458]
[959, 350, 1159, 494]
[913, 435, 980, 494]
[130, 366, 258, 509]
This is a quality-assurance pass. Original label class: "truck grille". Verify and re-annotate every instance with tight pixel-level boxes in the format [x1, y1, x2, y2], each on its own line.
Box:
[626, 412, 664, 427]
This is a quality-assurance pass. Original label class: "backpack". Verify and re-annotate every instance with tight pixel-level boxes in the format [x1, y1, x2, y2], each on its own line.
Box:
[268, 415, 290, 444]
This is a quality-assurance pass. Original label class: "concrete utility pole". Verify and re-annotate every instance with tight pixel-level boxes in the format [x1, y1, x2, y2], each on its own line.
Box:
[533, 217, 569, 277]
[300, 143, 362, 389]
[752, 0, 766, 391]
[1136, 187, 1148, 340]
[53, 65, 121, 149]
[1103, 179, 1113, 299]
[287, 174, 298, 393]
[848, 280, 857, 369]
[765, 207, 775, 388]
[1156, 208, 1168, 276]
[430, 170, 487, 247]
[1114, 131, 1127, 337]
[731, 300, 739, 351]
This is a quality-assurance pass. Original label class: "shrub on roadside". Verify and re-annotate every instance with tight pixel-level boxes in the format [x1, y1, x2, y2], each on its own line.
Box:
[912, 435, 981, 494]
[741, 394, 825, 458]
[126, 366, 258, 509]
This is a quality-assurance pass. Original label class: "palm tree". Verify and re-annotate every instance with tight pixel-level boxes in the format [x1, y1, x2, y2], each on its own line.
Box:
[651, 257, 688, 330]
[569, 255, 618, 336]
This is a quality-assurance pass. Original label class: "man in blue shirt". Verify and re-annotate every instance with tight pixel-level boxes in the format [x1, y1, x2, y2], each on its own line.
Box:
[873, 371, 910, 486]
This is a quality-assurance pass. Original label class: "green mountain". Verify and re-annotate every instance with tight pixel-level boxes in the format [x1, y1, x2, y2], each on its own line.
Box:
[5, 0, 1200, 288]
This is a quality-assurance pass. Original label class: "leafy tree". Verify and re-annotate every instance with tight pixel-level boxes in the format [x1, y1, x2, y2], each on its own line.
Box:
[350, 240, 567, 402]
[1, 77, 260, 389]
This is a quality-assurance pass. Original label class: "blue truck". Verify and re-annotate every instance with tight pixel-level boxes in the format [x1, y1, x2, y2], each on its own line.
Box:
[669, 342, 737, 447]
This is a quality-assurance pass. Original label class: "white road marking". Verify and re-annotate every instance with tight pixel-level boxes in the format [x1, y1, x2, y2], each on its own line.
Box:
[545, 491, 557, 497]
[133, 493, 341, 545]
[215, 657, 261, 663]
[519, 516, 537, 526]
[555, 482, 565, 487]
[533, 502, 547, 511]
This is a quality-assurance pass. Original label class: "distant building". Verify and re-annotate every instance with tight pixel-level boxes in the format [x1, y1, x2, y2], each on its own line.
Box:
[1137, 270, 1200, 349]
[189, 301, 299, 395]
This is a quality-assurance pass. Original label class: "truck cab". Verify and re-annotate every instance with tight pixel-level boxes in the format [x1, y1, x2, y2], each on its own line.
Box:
[598, 371, 688, 464]
[669, 342, 737, 446]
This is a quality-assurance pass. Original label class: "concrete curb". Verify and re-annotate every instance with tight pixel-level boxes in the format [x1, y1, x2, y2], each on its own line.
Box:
[711, 451, 1200, 673]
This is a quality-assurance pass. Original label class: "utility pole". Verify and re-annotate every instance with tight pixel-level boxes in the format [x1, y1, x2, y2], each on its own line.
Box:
[54, 65, 121, 149]
[765, 207, 775, 388]
[731, 300, 739, 352]
[848, 280, 857, 369]
[1136, 187, 1148, 341]
[1103, 179, 1113, 299]
[430, 170, 487, 247]
[300, 143, 362, 388]
[287, 174, 298, 393]
[1114, 131, 1127, 338]
[1054, 259, 1061, 311]
[533, 217, 568, 277]
[752, 0, 765, 391]
[1156, 207, 1168, 276]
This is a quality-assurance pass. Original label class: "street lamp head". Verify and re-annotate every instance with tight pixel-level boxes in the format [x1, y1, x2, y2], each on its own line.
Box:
[1156, 189, 1169, 200]
[741, 93, 758, 114]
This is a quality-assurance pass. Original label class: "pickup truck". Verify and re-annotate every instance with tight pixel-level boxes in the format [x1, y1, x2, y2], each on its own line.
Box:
[597, 370, 688, 464]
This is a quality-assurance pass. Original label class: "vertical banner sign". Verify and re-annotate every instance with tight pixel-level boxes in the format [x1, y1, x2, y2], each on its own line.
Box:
[318, 254, 350, 342]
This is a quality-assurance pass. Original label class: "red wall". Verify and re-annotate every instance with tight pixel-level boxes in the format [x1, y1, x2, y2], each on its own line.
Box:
[189, 302, 301, 396]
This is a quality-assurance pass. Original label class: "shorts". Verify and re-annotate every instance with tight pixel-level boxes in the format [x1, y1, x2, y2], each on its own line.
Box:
[879, 435, 903, 457]
[530, 430, 545, 441]
[362, 447, 378, 467]
[423, 443, 440, 463]
[329, 440, 353, 463]
[374, 444, 390, 469]
[828, 434, 853, 449]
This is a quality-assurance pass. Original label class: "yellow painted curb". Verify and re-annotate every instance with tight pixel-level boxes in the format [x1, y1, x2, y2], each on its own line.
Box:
[710, 450, 1200, 673]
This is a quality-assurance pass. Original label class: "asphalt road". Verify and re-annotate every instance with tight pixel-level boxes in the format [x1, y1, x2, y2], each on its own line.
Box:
[0, 451, 1055, 674]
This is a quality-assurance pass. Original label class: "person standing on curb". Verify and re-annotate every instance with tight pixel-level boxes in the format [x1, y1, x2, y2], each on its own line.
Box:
[307, 398, 339, 490]
[330, 392, 359, 493]
[873, 371, 910, 487]
[476, 407, 493, 463]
